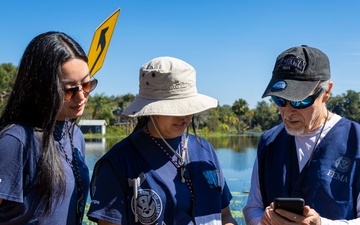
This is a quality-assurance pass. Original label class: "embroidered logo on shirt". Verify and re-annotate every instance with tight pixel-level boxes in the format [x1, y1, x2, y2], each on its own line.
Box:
[202, 170, 221, 190]
[326, 156, 351, 183]
[335, 156, 351, 173]
[131, 189, 162, 224]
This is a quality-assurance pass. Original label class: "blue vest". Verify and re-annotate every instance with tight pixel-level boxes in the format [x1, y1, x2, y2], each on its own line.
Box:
[258, 118, 360, 220]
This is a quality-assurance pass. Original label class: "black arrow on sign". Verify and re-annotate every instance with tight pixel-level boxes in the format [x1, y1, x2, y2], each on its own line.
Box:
[90, 27, 109, 75]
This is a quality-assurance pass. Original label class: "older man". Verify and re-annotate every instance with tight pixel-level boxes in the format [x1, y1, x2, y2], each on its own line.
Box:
[243, 45, 360, 225]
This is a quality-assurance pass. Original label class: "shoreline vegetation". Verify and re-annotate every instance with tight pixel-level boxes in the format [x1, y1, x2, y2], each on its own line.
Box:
[84, 131, 263, 139]
[83, 127, 264, 139]
[1, 63, 359, 135]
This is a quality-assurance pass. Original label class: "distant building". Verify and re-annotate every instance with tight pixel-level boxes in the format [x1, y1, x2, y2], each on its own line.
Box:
[78, 119, 107, 135]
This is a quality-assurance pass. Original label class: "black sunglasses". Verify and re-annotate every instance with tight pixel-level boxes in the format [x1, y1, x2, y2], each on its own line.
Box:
[64, 78, 98, 101]
[271, 88, 323, 109]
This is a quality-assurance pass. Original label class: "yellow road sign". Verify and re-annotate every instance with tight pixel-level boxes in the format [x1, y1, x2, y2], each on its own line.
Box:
[88, 8, 120, 77]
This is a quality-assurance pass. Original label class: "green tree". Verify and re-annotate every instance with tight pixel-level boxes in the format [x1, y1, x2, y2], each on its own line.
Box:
[118, 93, 136, 109]
[217, 105, 234, 122]
[328, 90, 360, 123]
[203, 108, 221, 132]
[327, 94, 344, 116]
[194, 110, 211, 131]
[232, 98, 250, 134]
[85, 93, 117, 123]
[0, 63, 17, 111]
[217, 105, 237, 134]
[111, 93, 137, 130]
[223, 115, 239, 134]
[252, 100, 281, 131]
[232, 99, 249, 117]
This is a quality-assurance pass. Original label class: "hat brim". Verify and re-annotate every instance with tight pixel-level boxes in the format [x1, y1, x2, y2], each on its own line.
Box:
[122, 94, 218, 118]
[262, 78, 320, 101]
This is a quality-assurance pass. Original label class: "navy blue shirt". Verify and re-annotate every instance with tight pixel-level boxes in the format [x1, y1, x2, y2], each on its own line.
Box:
[0, 122, 89, 224]
[88, 129, 232, 224]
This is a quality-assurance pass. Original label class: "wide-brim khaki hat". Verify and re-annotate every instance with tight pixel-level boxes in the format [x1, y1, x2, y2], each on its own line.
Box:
[122, 56, 218, 117]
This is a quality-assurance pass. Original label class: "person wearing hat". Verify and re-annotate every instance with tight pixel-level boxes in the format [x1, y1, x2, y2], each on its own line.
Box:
[243, 45, 360, 224]
[87, 57, 237, 225]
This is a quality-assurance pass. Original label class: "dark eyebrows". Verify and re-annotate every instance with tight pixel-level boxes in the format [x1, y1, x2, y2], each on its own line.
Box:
[62, 73, 90, 86]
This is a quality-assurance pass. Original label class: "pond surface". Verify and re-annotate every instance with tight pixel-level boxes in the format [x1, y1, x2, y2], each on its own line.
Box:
[83, 135, 260, 224]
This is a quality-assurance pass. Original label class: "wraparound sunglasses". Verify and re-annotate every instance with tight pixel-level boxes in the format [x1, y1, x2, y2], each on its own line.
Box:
[271, 88, 323, 109]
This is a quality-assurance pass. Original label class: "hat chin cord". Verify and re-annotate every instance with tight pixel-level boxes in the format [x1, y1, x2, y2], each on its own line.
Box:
[149, 116, 189, 172]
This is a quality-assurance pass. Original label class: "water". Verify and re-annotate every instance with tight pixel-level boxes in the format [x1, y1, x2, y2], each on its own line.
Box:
[83, 135, 260, 224]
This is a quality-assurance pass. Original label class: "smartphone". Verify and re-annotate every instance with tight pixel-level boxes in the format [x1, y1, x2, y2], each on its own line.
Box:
[273, 197, 305, 215]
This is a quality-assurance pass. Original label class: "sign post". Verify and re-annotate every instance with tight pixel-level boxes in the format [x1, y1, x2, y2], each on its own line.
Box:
[88, 8, 120, 77]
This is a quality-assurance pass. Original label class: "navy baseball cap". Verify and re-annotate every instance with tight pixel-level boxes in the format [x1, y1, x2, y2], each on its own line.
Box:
[262, 45, 330, 101]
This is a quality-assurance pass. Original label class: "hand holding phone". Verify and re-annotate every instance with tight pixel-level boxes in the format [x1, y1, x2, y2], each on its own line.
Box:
[273, 197, 305, 215]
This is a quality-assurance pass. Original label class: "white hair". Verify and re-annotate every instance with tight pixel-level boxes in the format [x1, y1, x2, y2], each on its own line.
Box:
[318, 80, 331, 92]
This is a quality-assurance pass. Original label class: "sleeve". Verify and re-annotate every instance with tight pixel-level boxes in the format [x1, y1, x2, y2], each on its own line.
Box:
[221, 180, 233, 209]
[87, 158, 127, 224]
[242, 158, 265, 225]
[0, 134, 24, 203]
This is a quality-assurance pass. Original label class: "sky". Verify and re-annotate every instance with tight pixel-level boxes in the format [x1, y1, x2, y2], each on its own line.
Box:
[1, 0, 360, 109]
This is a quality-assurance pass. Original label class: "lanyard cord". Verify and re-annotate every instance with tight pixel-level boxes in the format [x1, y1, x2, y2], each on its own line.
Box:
[292, 110, 329, 196]
[304, 109, 329, 169]
[149, 116, 189, 166]
[54, 120, 84, 223]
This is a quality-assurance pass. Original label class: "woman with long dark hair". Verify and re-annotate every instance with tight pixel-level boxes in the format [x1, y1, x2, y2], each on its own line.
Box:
[0, 31, 97, 224]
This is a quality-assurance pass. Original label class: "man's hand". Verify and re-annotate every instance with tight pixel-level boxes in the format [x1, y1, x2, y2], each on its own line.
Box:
[260, 203, 321, 225]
